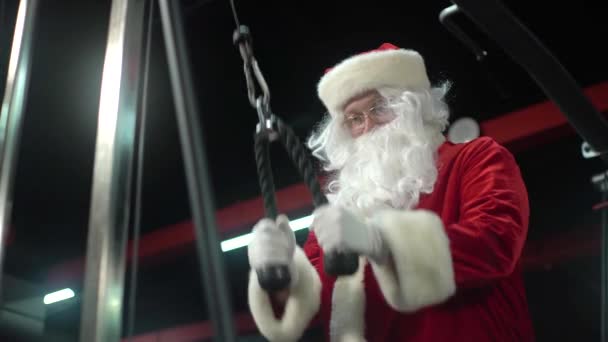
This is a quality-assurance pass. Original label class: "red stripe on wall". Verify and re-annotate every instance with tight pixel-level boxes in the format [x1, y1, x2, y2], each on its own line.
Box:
[46, 81, 608, 286]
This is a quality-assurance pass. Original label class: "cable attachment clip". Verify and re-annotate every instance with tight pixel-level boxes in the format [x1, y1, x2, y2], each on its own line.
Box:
[255, 97, 278, 141]
[233, 25, 276, 140]
[233, 26, 271, 112]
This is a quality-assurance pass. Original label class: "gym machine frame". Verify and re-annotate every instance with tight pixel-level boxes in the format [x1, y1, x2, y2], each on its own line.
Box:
[1, 0, 608, 341]
[442, 1, 608, 341]
[77, 0, 236, 341]
[0, 0, 236, 341]
[0, 0, 39, 301]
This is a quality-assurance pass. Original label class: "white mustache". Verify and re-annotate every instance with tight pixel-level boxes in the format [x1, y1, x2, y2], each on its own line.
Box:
[327, 116, 440, 217]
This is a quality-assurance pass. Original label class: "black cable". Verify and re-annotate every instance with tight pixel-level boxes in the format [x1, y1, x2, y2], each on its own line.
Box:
[227, 0, 358, 282]
[126, 1, 155, 339]
[228, 0, 240, 28]
[0, 0, 5, 95]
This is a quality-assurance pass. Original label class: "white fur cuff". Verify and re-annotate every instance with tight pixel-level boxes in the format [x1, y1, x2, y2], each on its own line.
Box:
[317, 48, 430, 116]
[370, 209, 456, 312]
[248, 246, 322, 341]
[330, 257, 367, 342]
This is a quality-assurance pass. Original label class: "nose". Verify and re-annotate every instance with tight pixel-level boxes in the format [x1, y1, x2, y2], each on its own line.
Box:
[361, 115, 376, 134]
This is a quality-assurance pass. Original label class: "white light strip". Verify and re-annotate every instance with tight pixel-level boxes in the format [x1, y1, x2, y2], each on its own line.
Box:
[220, 214, 313, 252]
[43, 288, 75, 305]
[41, 217, 312, 302]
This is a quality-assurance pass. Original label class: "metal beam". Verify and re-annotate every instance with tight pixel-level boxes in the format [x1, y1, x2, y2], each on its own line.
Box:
[448, 1, 608, 339]
[451, 0, 608, 164]
[79, 0, 148, 341]
[0, 0, 38, 302]
[157, 0, 236, 340]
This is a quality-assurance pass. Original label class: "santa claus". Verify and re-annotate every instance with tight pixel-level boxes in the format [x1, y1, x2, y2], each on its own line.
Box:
[246, 43, 535, 341]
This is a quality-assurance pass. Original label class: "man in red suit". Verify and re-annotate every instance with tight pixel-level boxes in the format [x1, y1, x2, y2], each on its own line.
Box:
[246, 43, 535, 341]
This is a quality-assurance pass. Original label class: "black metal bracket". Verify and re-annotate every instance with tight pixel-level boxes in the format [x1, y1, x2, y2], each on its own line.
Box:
[439, 4, 487, 61]
[449, 0, 608, 166]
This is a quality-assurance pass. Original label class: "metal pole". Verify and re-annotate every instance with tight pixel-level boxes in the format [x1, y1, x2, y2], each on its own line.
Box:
[157, 1, 236, 340]
[0, 0, 38, 302]
[598, 173, 608, 342]
[79, 0, 147, 341]
[126, 0, 156, 339]
[604, 187, 608, 342]
[600, 187, 608, 342]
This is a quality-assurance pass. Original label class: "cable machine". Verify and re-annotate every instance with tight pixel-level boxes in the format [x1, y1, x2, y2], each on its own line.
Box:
[1, 0, 607, 341]
[440, 2, 608, 341]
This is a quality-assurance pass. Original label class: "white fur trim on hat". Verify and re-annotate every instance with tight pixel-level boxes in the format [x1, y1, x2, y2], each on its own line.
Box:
[248, 246, 321, 341]
[369, 209, 456, 312]
[318, 49, 431, 116]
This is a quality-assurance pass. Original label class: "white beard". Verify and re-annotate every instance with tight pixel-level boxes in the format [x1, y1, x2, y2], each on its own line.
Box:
[308, 86, 451, 218]
[326, 114, 444, 218]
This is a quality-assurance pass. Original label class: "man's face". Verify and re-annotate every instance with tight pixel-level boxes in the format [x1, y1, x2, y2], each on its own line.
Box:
[311, 87, 445, 214]
[342, 90, 396, 138]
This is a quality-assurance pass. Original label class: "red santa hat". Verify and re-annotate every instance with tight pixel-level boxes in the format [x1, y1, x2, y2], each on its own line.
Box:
[317, 43, 431, 116]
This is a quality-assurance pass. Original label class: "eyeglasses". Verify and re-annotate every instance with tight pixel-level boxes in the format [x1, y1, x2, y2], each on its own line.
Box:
[343, 101, 396, 135]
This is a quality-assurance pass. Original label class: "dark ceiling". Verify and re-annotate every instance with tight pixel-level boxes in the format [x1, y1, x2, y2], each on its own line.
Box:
[1, 0, 608, 340]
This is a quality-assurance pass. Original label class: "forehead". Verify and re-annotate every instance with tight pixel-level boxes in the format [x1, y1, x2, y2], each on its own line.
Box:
[342, 90, 381, 113]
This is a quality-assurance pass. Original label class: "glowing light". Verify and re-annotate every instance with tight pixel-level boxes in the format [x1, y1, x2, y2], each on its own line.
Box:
[43, 288, 75, 305]
[220, 214, 313, 252]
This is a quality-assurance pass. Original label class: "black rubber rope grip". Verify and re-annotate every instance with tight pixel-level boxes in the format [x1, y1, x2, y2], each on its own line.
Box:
[253, 116, 359, 292]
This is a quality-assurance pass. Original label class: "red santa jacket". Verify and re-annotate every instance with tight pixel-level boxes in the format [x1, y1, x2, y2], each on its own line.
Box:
[247, 136, 535, 341]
